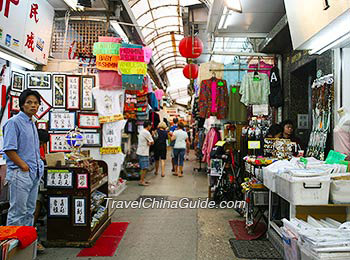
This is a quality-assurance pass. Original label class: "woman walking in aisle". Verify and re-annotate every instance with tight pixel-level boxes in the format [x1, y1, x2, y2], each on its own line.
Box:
[171, 122, 189, 177]
[154, 122, 168, 177]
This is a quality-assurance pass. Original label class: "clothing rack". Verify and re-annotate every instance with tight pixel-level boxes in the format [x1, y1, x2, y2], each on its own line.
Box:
[209, 68, 273, 72]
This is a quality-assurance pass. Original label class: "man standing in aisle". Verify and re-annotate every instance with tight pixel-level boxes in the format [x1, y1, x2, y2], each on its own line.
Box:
[136, 121, 154, 186]
[3, 89, 44, 226]
[169, 118, 179, 172]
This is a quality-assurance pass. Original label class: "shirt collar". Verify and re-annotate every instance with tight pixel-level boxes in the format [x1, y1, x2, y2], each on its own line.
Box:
[18, 111, 33, 122]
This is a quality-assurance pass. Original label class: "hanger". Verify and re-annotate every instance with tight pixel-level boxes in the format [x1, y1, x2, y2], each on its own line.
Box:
[211, 71, 216, 80]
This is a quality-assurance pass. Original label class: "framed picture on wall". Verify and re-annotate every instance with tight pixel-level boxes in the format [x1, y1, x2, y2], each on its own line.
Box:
[66, 75, 80, 110]
[34, 95, 52, 119]
[11, 96, 20, 112]
[77, 173, 88, 189]
[48, 195, 70, 218]
[73, 197, 87, 226]
[36, 121, 48, 130]
[77, 113, 100, 129]
[49, 133, 71, 153]
[49, 111, 76, 131]
[11, 71, 25, 92]
[52, 74, 66, 108]
[27, 73, 51, 89]
[80, 76, 95, 111]
[82, 131, 102, 147]
[46, 170, 73, 189]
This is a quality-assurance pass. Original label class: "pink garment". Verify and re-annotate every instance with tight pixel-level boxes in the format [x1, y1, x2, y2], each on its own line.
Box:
[334, 126, 350, 158]
[99, 71, 122, 90]
[248, 61, 273, 77]
[202, 128, 221, 164]
[98, 36, 122, 43]
[211, 81, 218, 113]
[154, 89, 164, 100]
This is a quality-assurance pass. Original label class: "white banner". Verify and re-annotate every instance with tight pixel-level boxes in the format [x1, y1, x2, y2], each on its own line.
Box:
[0, 0, 54, 64]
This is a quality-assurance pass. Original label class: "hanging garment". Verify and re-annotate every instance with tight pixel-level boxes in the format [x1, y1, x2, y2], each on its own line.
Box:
[102, 120, 127, 147]
[99, 71, 122, 90]
[124, 119, 138, 134]
[92, 88, 124, 117]
[198, 61, 224, 85]
[228, 85, 247, 122]
[223, 63, 247, 90]
[240, 73, 270, 106]
[248, 61, 273, 77]
[149, 111, 160, 131]
[199, 78, 229, 119]
[269, 66, 283, 108]
[334, 124, 350, 158]
[148, 92, 159, 111]
[154, 89, 164, 100]
[202, 127, 221, 164]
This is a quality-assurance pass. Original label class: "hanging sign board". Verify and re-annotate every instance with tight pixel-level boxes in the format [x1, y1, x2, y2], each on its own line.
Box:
[0, 0, 54, 65]
[118, 61, 147, 75]
[93, 42, 121, 55]
[120, 47, 145, 62]
[248, 141, 261, 150]
[96, 54, 120, 71]
[99, 114, 124, 124]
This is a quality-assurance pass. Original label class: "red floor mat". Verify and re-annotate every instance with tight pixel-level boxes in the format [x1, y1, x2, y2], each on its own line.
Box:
[229, 220, 266, 240]
[77, 222, 129, 257]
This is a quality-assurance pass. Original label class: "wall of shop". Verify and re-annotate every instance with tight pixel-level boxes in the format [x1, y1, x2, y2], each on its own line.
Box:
[282, 50, 333, 148]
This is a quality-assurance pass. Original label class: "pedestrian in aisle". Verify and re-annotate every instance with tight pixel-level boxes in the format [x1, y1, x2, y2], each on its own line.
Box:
[3, 89, 44, 226]
[154, 122, 168, 177]
[169, 117, 179, 172]
[171, 122, 189, 177]
[136, 120, 154, 186]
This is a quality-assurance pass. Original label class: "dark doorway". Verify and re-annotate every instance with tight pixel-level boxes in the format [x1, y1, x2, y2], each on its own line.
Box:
[289, 60, 316, 149]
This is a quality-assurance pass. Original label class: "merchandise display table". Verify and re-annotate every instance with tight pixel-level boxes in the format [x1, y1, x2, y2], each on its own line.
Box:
[44, 159, 110, 248]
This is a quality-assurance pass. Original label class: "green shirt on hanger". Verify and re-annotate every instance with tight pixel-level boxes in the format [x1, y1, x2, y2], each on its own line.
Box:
[228, 85, 247, 123]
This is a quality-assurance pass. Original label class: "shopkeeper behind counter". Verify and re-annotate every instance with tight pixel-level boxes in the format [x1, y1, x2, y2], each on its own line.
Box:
[281, 119, 304, 151]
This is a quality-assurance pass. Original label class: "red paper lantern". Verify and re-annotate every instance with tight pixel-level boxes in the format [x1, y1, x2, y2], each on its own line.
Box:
[183, 64, 199, 79]
[179, 36, 203, 58]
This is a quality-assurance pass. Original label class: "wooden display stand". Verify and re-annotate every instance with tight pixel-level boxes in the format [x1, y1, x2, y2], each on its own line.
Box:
[44, 160, 110, 248]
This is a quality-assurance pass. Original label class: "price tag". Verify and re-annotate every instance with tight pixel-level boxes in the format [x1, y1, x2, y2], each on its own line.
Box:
[215, 141, 226, 147]
[248, 141, 261, 149]
[100, 146, 122, 154]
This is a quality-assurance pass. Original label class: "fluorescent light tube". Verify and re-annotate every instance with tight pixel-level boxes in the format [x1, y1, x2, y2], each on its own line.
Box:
[0, 50, 36, 70]
[309, 32, 350, 55]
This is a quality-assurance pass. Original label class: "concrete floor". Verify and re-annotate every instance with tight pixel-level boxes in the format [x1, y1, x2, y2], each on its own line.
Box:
[38, 152, 246, 260]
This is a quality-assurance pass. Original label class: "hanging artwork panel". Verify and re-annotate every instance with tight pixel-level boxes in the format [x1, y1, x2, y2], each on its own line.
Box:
[66, 75, 80, 110]
[82, 131, 102, 147]
[48, 195, 70, 218]
[81, 76, 95, 110]
[78, 113, 100, 129]
[11, 71, 25, 92]
[27, 73, 51, 89]
[46, 170, 73, 188]
[36, 121, 48, 130]
[35, 96, 52, 119]
[52, 74, 66, 108]
[77, 173, 88, 189]
[49, 133, 71, 153]
[10, 96, 20, 112]
[73, 197, 87, 226]
[49, 111, 76, 131]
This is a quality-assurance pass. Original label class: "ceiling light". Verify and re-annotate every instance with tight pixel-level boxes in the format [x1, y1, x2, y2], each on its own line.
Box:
[218, 7, 229, 30]
[224, 0, 242, 13]
[0, 50, 36, 70]
[309, 32, 350, 55]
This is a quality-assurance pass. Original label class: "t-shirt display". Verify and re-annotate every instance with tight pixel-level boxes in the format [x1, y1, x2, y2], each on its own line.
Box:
[228, 85, 247, 122]
[92, 89, 124, 117]
[240, 72, 270, 106]
[269, 66, 283, 108]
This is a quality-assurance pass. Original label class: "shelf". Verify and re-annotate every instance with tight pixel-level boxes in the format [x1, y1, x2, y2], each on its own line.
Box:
[91, 176, 108, 193]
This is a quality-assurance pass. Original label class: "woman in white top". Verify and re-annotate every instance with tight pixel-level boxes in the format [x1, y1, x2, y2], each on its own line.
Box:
[171, 122, 189, 177]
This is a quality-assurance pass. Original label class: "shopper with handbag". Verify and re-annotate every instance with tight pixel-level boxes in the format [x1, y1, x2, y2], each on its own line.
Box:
[154, 122, 168, 177]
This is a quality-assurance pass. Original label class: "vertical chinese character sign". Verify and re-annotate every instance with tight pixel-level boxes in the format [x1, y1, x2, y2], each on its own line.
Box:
[0, 0, 54, 65]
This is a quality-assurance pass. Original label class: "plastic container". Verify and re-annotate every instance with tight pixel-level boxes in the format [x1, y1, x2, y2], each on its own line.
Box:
[282, 227, 301, 260]
[263, 166, 277, 192]
[276, 174, 330, 205]
[330, 180, 350, 203]
[299, 244, 350, 260]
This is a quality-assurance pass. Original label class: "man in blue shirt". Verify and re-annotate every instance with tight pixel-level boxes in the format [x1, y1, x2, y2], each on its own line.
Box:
[3, 89, 44, 226]
[169, 118, 178, 172]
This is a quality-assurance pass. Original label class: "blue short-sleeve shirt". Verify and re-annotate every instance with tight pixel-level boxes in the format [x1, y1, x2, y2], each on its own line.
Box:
[2, 111, 44, 178]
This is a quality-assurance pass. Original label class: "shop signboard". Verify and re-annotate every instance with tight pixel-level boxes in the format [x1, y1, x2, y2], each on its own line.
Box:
[0, 0, 54, 65]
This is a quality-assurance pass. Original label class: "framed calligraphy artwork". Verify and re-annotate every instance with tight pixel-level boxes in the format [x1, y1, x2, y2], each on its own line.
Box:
[35, 95, 52, 119]
[27, 73, 51, 89]
[66, 75, 80, 110]
[78, 113, 100, 129]
[10, 96, 20, 112]
[77, 173, 88, 189]
[73, 197, 86, 226]
[52, 74, 66, 108]
[82, 132, 102, 147]
[49, 133, 71, 153]
[46, 170, 73, 189]
[11, 71, 25, 92]
[49, 111, 76, 131]
[48, 195, 70, 218]
[80, 76, 95, 111]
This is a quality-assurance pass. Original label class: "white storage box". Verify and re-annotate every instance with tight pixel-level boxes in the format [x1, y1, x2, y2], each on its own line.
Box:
[300, 244, 350, 260]
[330, 180, 350, 204]
[276, 174, 330, 205]
[263, 166, 277, 192]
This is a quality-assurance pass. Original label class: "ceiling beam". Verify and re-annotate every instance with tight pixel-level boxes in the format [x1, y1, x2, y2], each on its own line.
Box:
[214, 32, 268, 38]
